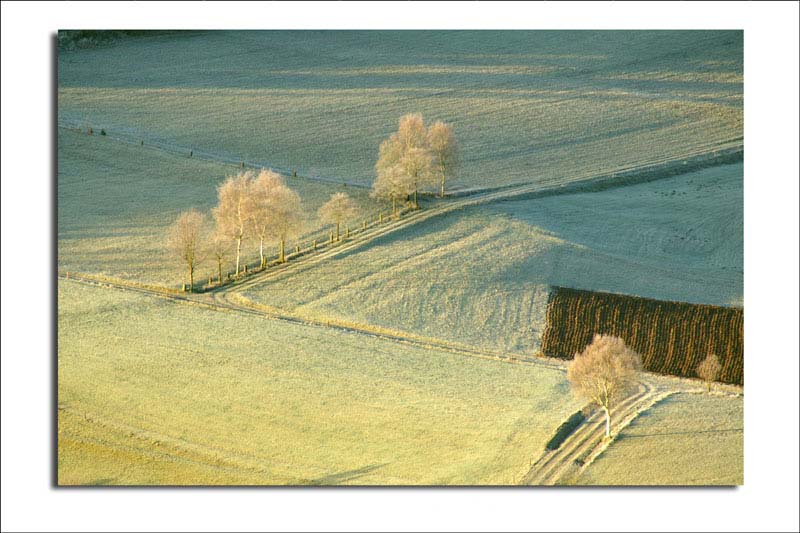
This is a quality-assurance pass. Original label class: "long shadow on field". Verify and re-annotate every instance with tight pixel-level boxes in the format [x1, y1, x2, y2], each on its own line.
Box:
[309, 463, 388, 485]
[618, 428, 743, 440]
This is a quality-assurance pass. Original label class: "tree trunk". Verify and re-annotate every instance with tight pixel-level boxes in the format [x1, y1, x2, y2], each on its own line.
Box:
[217, 257, 222, 284]
[603, 406, 610, 437]
[259, 237, 265, 268]
[235, 237, 242, 275]
[336, 221, 340, 242]
[440, 174, 445, 198]
[188, 263, 194, 293]
[392, 196, 397, 215]
[413, 176, 418, 209]
[279, 238, 285, 263]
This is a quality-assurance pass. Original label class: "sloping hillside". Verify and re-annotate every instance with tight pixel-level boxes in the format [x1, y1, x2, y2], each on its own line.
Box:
[242, 162, 743, 355]
[59, 30, 742, 189]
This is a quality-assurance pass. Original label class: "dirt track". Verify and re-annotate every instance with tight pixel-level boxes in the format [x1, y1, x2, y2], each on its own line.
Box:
[56, 145, 742, 485]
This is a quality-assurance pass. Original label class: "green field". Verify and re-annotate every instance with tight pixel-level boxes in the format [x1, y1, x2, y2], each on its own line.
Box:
[58, 280, 580, 485]
[242, 163, 743, 356]
[575, 393, 744, 485]
[59, 30, 742, 189]
[58, 128, 380, 285]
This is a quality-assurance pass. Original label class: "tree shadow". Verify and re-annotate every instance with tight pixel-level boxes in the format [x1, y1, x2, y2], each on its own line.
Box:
[308, 463, 388, 486]
[619, 428, 742, 440]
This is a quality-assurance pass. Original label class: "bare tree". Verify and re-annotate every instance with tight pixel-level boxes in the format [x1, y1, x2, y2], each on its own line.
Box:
[213, 171, 253, 275]
[396, 113, 427, 151]
[567, 334, 642, 437]
[696, 353, 722, 392]
[398, 146, 433, 209]
[374, 115, 434, 212]
[268, 181, 302, 263]
[375, 134, 403, 182]
[206, 227, 231, 283]
[428, 121, 459, 197]
[248, 169, 283, 268]
[318, 192, 358, 242]
[371, 162, 410, 216]
[168, 209, 205, 292]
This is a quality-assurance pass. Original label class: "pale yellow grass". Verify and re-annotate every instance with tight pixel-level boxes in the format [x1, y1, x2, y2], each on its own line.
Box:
[58, 280, 580, 485]
[574, 392, 743, 485]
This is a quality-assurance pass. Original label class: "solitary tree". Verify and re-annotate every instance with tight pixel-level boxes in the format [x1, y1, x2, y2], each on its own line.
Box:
[318, 192, 358, 242]
[248, 169, 284, 268]
[268, 181, 302, 263]
[168, 209, 205, 292]
[428, 120, 459, 197]
[206, 227, 231, 283]
[567, 334, 642, 438]
[696, 353, 722, 393]
[213, 171, 253, 275]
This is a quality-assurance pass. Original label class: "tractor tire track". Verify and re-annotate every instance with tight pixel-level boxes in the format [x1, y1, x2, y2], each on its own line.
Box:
[521, 379, 672, 485]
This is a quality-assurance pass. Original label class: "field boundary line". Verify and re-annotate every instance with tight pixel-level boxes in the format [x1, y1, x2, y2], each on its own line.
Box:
[226, 143, 743, 293]
[57, 121, 372, 190]
[58, 273, 567, 373]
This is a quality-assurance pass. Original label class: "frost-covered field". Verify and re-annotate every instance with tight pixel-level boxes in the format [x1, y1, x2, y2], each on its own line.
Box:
[56, 30, 745, 487]
[243, 162, 742, 355]
[58, 128, 380, 285]
[59, 30, 742, 189]
[575, 393, 743, 485]
[58, 280, 579, 485]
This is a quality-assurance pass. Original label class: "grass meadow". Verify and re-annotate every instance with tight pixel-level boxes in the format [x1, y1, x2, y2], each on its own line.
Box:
[58, 127, 380, 286]
[574, 393, 744, 485]
[242, 162, 743, 356]
[59, 30, 742, 189]
[58, 280, 581, 485]
[57, 30, 745, 486]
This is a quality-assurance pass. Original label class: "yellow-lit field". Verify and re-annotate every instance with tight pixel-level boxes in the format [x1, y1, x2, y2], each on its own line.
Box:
[58, 280, 581, 485]
[575, 392, 743, 485]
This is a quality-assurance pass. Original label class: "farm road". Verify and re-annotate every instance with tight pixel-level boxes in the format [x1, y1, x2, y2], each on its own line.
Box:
[211, 142, 744, 293]
[57, 143, 741, 484]
[59, 272, 564, 373]
[57, 122, 370, 189]
[521, 380, 675, 485]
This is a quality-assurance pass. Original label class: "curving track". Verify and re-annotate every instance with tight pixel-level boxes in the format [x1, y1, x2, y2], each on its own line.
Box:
[521, 380, 675, 485]
[58, 146, 737, 485]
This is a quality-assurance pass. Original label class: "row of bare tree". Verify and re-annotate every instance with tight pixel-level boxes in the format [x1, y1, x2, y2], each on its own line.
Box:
[169, 114, 459, 291]
[371, 114, 458, 213]
[169, 170, 359, 292]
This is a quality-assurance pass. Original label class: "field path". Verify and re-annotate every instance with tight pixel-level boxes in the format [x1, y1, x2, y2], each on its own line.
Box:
[521, 380, 675, 485]
[58, 272, 565, 372]
[211, 144, 743, 294]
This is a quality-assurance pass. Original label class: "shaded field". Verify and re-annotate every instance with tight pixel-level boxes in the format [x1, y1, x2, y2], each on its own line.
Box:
[575, 393, 743, 485]
[542, 287, 743, 384]
[57, 128, 381, 286]
[59, 30, 742, 189]
[58, 280, 580, 485]
[242, 163, 742, 356]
